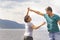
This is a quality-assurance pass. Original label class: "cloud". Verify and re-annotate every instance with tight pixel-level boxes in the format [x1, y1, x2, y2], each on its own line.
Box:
[48, 0, 60, 15]
[0, 1, 24, 23]
[0, 0, 29, 2]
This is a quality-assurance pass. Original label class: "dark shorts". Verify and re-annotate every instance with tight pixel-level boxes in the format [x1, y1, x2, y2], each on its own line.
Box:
[24, 36, 33, 40]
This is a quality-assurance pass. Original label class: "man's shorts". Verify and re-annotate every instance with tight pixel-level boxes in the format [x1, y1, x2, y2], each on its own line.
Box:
[49, 32, 60, 40]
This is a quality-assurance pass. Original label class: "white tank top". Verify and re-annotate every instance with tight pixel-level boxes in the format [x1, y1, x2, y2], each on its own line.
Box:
[24, 22, 33, 37]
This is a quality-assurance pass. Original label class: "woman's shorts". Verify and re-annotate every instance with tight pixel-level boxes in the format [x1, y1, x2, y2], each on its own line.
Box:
[24, 36, 33, 40]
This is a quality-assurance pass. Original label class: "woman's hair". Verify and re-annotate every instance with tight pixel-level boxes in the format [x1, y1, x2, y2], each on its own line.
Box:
[24, 15, 31, 23]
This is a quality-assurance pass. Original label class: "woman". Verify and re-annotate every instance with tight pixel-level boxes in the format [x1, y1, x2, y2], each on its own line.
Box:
[24, 8, 46, 40]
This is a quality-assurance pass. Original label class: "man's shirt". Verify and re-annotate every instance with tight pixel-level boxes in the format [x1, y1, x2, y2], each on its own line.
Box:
[44, 14, 60, 32]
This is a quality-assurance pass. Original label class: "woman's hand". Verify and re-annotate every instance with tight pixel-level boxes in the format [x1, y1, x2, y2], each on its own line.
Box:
[28, 8, 30, 11]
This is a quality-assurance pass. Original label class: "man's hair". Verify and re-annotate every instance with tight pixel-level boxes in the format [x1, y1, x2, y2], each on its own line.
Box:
[24, 15, 31, 23]
[46, 6, 52, 12]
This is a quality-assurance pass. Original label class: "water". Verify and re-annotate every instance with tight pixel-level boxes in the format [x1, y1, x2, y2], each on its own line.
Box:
[0, 29, 49, 40]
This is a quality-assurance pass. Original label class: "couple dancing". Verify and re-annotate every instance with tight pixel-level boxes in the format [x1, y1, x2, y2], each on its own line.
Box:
[24, 6, 60, 40]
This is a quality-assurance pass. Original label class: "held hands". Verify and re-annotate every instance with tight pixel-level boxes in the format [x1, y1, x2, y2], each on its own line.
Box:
[28, 8, 30, 11]
[27, 8, 32, 11]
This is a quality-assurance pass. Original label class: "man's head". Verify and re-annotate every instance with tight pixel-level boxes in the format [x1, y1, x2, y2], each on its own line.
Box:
[24, 15, 32, 23]
[45, 6, 53, 15]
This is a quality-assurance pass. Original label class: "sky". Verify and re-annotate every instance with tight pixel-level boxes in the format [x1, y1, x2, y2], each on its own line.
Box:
[0, 0, 48, 24]
[0, 0, 60, 29]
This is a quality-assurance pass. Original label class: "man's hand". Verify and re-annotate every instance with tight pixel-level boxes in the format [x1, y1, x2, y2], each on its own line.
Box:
[28, 8, 33, 11]
[58, 20, 60, 25]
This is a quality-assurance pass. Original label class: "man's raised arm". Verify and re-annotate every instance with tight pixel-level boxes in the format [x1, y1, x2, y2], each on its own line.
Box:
[28, 8, 44, 16]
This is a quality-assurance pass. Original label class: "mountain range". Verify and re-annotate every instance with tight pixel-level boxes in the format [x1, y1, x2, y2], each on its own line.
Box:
[0, 19, 25, 29]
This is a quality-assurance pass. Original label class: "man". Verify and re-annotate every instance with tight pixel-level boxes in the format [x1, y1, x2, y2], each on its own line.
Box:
[28, 6, 60, 40]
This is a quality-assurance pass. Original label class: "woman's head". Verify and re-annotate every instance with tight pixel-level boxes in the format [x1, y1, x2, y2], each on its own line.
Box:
[24, 15, 32, 23]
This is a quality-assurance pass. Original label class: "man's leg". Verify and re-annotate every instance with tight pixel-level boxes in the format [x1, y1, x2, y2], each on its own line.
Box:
[55, 32, 60, 40]
[49, 32, 55, 40]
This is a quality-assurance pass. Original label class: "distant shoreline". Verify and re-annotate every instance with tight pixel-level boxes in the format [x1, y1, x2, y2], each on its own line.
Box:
[0, 29, 25, 30]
